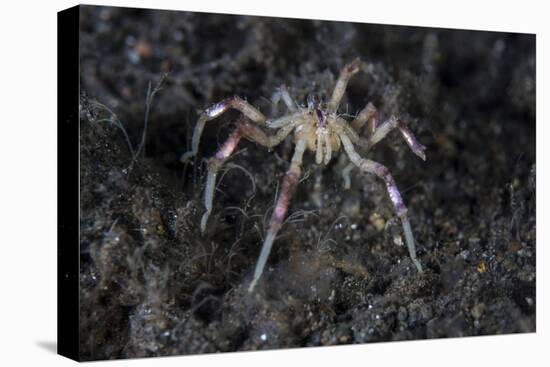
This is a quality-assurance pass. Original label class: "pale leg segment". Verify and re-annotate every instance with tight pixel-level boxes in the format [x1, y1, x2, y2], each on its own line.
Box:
[271, 84, 297, 114]
[200, 118, 298, 233]
[327, 58, 361, 113]
[350, 101, 377, 135]
[201, 127, 244, 233]
[181, 96, 267, 163]
[368, 116, 426, 161]
[340, 133, 423, 273]
[248, 139, 308, 292]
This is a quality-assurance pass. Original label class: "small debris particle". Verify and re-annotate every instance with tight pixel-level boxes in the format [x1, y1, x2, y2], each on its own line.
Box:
[471, 303, 485, 319]
[476, 261, 487, 274]
[369, 212, 385, 231]
[135, 40, 153, 59]
[338, 335, 350, 343]
[393, 235, 404, 247]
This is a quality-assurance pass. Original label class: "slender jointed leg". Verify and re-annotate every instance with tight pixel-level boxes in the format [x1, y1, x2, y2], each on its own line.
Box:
[351, 101, 377, 135]
[271, 84, 296, 114]
[181, 96, 267, 163]
[339, 133, 423, 273]
[248, 139, 308, 292]
[201, 126, 244, 233]
[266, 110, 304, 129]
[343, 102, 377, 182]
[368, 115, 427, 161]
[342, 161, 355, 190]
[327, 58, 361, 113]
[344, 104, 424, 190]
[239, 118, 299, 149]
[201, 118, 298, 233]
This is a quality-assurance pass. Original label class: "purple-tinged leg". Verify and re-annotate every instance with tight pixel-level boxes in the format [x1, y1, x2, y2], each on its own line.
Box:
[181, 96, 266, 163]
[339, 133, 423, 273]
[201, 117, 299, 234]
[361, 160, 408, 217]
[351, 102, 377, 135]
[359, 160, 423, 273]
[200, 126, 244, 233]
[248, 139, 307, 292]
[368, 108, 378, 136]
[368, 116, 427, 161]
[396, 122, 427, 161]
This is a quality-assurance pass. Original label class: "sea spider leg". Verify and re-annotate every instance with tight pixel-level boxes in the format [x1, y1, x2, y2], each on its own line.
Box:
[181, 96, 267, 163]
[240, 119, 300, 149]
[201, 126, 244, 233]
[342, 109, 425, 187]
[271, 84, 297, 114]
[266, 110, 304, 129]
[339, 133, 423, 273]
[351, 101, 377, 135]
[342, 162, 354, 190]
[248, 139, 307, 292]
[327, 58, 361, 113]
[368, 114, 427, 161]
[201, 118, 299, 233]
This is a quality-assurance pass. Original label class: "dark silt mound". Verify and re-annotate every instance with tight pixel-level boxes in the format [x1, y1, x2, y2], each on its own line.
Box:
[78, 5, 535, 360]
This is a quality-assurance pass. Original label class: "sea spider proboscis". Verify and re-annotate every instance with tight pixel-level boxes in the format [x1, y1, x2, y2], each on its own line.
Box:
[182, 58, 426, 292]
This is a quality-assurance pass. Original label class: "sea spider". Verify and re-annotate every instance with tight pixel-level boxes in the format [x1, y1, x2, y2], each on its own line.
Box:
[181, 58, 426, 292]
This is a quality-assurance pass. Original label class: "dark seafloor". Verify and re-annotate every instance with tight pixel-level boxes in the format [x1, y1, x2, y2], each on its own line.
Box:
[78, 5, 536, 360]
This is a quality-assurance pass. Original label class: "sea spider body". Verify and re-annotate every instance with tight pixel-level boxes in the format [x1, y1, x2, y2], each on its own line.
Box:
[181, 58, 427, 292]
